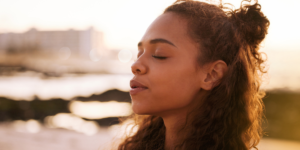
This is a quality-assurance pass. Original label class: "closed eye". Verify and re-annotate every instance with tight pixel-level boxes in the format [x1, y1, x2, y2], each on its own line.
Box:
[152, 55, 167, 60]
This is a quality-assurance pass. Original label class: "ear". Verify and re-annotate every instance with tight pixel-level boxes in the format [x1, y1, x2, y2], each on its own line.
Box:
[200, 60, 228, 91]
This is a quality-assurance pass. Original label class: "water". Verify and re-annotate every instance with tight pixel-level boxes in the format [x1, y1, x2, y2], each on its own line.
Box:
[0, 74, 133, 101]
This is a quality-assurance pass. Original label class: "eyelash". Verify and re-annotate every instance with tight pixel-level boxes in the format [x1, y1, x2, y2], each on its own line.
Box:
[152, 55, 167, 60]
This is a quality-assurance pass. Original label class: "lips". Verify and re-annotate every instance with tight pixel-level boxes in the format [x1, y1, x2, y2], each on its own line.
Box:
[130, 80, 148, 95]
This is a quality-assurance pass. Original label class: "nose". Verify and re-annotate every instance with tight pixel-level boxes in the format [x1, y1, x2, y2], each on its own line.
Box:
[131, 58, 147, 75]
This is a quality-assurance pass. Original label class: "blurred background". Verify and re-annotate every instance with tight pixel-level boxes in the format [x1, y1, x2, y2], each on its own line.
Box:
[0, 0, 299, 150]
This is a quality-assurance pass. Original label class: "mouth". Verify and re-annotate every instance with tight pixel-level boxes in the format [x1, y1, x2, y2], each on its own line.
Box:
[130, 80, 148, 89]
[130, 80, 148, 95]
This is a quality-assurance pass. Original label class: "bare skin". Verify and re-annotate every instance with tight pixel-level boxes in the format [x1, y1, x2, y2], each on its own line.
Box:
[130, 12, 227, 149]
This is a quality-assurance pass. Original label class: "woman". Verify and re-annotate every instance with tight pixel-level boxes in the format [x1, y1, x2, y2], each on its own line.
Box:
[119, 0, 269, 149]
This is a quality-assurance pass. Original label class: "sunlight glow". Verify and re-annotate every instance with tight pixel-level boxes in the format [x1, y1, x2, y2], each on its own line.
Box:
[89, 49, 101, 62]
[0, 0, 299, 51]
[44, 113, 99, 136]
[58, 47, 71, 60]
[13, 119, 41, 133]
[69, 101, 133, 119]
[118, 49, 133, 63]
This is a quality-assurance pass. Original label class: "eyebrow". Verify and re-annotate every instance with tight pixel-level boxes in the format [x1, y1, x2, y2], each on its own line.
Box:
[137, 38, 176, 48]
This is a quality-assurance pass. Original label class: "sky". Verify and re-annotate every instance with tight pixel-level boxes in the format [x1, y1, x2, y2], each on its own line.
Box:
[0, 0, 299, 51]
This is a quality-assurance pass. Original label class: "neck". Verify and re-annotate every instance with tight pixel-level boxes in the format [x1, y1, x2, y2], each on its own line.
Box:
[162, 111, 187, 150]
[161, 90, 207, 149]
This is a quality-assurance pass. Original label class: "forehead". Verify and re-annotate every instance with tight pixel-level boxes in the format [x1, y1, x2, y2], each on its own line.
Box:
[140, 12, 191, 47]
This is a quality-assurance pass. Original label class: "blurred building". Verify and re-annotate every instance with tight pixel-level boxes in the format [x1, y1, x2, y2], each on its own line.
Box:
[0, 27, 104, 58]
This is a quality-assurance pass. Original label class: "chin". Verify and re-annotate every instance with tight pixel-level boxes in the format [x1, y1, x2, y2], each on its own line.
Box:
[131, 103, 156, 115]
[131, 105, 147, 115]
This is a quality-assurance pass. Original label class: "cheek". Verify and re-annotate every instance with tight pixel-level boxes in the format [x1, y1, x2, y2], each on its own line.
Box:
[154, 74, 199, 106]
[131, 64, 201, 115]
[154, 61, 200, 99]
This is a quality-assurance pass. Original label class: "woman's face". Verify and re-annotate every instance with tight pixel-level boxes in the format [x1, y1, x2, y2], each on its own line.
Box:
[130, 12, 205, 116]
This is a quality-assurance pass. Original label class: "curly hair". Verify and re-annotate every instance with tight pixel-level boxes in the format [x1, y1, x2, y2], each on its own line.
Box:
[118, 0, 270, 149]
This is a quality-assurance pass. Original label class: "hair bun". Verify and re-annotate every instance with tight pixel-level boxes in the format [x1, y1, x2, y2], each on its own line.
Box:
[229, 1, 270, 47]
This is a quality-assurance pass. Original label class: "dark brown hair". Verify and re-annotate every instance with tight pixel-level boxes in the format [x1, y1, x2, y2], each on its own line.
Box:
[118, 0, 269, 149]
